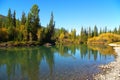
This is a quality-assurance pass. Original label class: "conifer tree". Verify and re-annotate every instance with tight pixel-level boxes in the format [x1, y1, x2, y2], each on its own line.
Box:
[21, 12, 26, 25]
[88, 27, 92, 38]
[94, 25, 98, 36]
[7, 8, 12, 28]
[13, 10, 16, 27]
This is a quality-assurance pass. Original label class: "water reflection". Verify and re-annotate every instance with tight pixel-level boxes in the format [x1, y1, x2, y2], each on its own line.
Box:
[88, 45, 116, 55]
[0, 45, 116, 80]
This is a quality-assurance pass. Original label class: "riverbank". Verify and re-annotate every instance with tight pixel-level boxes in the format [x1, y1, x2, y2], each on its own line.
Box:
[0, 40, 80, 48]
[0, 41, 42, 47]
[94, 44, 120, 80]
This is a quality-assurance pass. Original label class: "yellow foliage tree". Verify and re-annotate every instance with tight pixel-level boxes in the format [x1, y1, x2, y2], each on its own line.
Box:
[0, 28, 8, 42]
[59, 32, 65, 41]
[37, 28, 43, 42]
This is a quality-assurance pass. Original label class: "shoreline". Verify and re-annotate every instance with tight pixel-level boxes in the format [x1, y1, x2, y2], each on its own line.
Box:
[0, 41, 55, 48]
[94, 43, 120, 80]
[0, 41, 81, 48]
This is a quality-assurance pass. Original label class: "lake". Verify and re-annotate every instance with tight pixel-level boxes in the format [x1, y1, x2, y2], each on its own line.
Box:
[0, 45, 116, 80]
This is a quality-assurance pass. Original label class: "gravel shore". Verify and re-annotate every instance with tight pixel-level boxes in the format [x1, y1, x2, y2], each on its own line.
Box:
[94, 45, 120, 80]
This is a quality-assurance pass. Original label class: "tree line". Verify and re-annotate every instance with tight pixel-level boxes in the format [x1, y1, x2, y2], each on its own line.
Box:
[0, 4, 120, 45]
[80, 25, 120, 44]
[0, 4, 55, 44]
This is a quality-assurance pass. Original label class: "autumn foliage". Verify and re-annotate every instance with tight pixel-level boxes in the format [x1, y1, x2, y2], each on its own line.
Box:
[87, 33, 120, 45]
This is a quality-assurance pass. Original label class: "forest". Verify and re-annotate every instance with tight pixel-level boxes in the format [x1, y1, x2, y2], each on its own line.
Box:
[0, 4, 120, 46]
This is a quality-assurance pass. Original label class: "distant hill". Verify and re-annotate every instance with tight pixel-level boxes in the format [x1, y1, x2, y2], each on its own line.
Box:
[0, 14, 7, 22]
[0, 14, 7, 27]
[0, 14, 6, 18]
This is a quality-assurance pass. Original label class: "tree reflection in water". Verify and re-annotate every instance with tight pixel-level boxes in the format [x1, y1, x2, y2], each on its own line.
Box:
[0, 45, 116, 80]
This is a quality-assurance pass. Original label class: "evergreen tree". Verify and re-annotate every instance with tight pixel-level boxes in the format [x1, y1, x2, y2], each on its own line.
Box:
[80, 27, 83, 42]
[13, 10, 16, 27]
[88, 27, 92, 38]
[80, 27, 84, 37]
[84, 29, 88, 41]
[104, 26, 107, 33]
[80, 27, 88, 43]
[30, 4, 40, 41]
[71, 29, 76, 40]
[48, 12, 55, 40]
[27, 4, 40, 41]
[114, 27, 117, 34]
[45, 12, 55, 42]
[6, 8, 12, 28]
[118, 26, 120, 34]
[7, 9, 17, 40]
[16, 19, 20, 27]
[99, 28, 102, 35]
[94, 25, 98, 36]
[25, 13, 32, 41]
[21, 12, 26, 25]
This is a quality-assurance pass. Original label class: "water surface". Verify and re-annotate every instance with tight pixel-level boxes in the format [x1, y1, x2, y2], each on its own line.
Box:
[0, 45, 116, 80]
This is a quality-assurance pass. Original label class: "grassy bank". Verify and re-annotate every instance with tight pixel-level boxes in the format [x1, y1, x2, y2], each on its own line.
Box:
[87, 33, 120, 45]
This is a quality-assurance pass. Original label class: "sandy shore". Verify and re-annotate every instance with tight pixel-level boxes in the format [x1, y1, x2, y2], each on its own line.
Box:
[94, 44, 120, 80]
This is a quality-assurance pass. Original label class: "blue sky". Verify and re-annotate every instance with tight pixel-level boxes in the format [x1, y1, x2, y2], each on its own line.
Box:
[0, 0, 120, 34]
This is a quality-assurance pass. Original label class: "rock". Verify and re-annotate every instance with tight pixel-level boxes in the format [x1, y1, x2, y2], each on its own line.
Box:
[44, 43, 52, 47]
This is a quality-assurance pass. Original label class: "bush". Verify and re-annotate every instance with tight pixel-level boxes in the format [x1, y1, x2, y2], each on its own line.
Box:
[0, 28, 8, 42]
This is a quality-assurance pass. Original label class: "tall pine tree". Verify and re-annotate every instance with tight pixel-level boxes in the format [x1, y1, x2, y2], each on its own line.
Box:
[21, 12, 26, 25]
[13, 10, 16, 27]
[45, 12, 55, 42]
[88, 27, 92, 38]
[27, 4, 40, 41]
[94, 25, 98, 36]
[6, 8, 12, 28]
